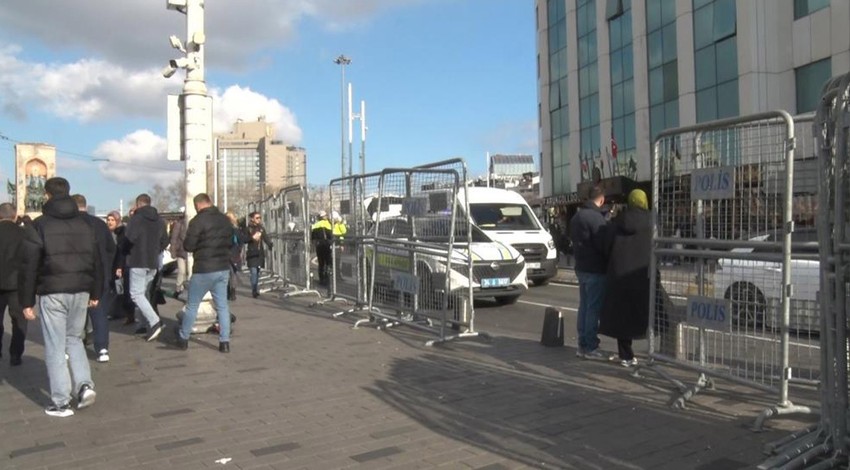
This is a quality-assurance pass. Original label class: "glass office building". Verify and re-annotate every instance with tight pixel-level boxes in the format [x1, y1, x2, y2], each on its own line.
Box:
[536, 0, 850, 202]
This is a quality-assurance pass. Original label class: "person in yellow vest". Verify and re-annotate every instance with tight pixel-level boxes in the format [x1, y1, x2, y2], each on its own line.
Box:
[310, 211, 333, 285]
[331, 211, 347, 240]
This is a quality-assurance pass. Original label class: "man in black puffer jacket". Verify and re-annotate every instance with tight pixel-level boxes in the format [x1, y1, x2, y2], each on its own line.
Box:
[175, 193, 235, 353]
[0, 202, 27, 366]
[120, 193, 168, 343]
[19, 177, 102, 417]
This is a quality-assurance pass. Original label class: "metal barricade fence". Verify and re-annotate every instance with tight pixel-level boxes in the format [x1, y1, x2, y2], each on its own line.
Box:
[358, 159, 487, 346]
[760, 72, 850, 469]
[279, 185, 319, 299]
[255, 195, 282, 293]
[641, 111, 819, 429]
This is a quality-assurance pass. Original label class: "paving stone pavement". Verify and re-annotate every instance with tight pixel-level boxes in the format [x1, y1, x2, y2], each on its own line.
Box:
[0, 280, 819, 470]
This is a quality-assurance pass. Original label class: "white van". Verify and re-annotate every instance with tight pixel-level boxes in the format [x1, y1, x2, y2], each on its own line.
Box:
[459, 187, 558, 286]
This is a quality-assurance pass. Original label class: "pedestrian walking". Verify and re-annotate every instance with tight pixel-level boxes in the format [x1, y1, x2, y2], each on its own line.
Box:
[226, 211, 250, 300]
[311, 211, 333, 286]
[0, 203, 28, 366]
[599, 189, 652, 367]
[107, 210, 134, 323]
[569, 185, 610, 360]
[170, 207, 189, 299]
[175, 193, 236, 353]
[120, 194, 168, 342]
[72, 194, 116, 363]
[244, 211, 272, 298]
[18, 177, 102, 417]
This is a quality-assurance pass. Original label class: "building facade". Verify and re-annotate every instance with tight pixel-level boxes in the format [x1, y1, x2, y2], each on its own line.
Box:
[536, 0, 850, 203]
[211, 118, 307, 211]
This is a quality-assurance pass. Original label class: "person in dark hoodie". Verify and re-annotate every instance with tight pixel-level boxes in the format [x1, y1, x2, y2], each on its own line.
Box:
[72, 194, 116, 363]
[599, 189, 652, 367]
[0, 202, 27, 366]
[569, 185, 610, 360]
[119, 194, 168, 342]
[19, 177, 103, 417]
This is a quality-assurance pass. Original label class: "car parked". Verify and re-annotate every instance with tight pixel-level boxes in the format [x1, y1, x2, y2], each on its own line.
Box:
[712, 229, 819, 332]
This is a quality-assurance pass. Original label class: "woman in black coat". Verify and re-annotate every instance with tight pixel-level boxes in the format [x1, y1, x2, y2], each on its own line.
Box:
[599, 189, 652, 367]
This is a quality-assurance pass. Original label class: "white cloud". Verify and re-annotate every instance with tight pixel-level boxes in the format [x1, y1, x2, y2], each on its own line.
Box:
[94, 130, 182, 184]
[0, 1, 426, 71]
[0, 45, 178, 122]
[211, 85, 302, 143]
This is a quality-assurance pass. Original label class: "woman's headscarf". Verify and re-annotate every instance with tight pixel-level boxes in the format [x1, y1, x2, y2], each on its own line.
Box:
[627, 189, 648, 210]
[107, 210, 123, 225]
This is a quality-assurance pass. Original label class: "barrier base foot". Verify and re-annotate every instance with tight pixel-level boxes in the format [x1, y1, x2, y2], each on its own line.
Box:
[280, 288, 322, 300]
[753, 403, 819, 432]
[758, 427, 843, 469]
[425, 330, 491, 347]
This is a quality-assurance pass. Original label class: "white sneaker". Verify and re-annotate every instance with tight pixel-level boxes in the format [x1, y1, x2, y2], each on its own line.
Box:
[96, 349, 110, 363]
[620, 358, 639, 367]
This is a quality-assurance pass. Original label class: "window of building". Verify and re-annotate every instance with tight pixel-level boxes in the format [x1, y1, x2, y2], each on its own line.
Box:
[578, 0, 601, 180]
[693, 0, 737, 123]
[548, 0, 570, 194]
[796, 58, 832, 113]
[647, 0, 679, 141]
[609, 0, 634, 175]
[794, 0, 829, 19]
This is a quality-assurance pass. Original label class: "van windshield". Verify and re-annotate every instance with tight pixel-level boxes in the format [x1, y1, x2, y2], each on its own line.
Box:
[469, 203, 540, 231]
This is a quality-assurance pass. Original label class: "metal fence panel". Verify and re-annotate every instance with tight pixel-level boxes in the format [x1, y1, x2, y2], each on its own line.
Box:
[643, 111, 821, 429]
[278, 185, 319, 298]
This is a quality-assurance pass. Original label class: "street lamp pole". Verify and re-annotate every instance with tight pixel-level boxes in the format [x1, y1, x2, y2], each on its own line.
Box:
[334, 55, 351, 178]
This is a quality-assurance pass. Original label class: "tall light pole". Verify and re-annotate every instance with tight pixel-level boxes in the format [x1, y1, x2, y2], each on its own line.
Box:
[164, 0, 216, 332]
[334, 55, 351, 178]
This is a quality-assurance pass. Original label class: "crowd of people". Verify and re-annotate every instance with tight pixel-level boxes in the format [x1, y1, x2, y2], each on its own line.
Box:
[0, 177, 256, 418]
[569, 185, 652, 367]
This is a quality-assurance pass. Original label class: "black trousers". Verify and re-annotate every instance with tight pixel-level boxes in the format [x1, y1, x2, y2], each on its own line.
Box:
[617, 338, 634, 361]
[316, 242, 332, 283]
[0, 289, 27, 359]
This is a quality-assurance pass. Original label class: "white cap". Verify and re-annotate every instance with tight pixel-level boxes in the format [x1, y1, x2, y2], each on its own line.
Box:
[332, 211, 341, 221]
[318, 210, 327, 218]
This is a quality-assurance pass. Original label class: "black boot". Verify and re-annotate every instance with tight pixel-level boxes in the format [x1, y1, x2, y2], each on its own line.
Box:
[219, 342, 230, 353]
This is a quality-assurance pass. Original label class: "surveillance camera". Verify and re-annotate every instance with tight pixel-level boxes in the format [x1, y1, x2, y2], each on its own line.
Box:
[191, 32, 206, 46]
[169, 35, 186, 52]
[166, 0, 187, 10]
[170, 57, 190, 69]
[162, 63, 178, 78]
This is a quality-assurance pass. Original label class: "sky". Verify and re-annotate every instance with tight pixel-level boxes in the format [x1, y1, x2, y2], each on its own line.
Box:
[0, 0, 538, 213]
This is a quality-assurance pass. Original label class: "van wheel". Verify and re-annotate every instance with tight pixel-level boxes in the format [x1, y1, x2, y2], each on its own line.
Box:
[532, 279, 550, 287]
[724, 282, 766, 328]
[495, 295, 520, 306]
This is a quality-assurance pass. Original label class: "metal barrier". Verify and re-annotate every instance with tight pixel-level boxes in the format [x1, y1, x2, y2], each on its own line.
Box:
[760, 73, 850, 469]
[356, 159, 488, 346]
[278, 185, 320, 299]
[311, 171, 383, 318]
[254, 195, 283, 293]
[639, 110, 820, 430]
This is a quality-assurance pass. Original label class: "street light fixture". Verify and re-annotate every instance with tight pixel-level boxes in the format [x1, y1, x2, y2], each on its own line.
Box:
[333, 54, 351, 178]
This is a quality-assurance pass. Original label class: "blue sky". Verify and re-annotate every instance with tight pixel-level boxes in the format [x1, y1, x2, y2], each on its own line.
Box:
[0, 0, 538, 213]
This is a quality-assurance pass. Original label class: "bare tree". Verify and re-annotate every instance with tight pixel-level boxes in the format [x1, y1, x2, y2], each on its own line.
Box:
[148, 179, 186, 212]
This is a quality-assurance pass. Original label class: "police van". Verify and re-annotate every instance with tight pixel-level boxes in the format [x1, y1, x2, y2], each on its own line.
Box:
[459, 187, 559, 286]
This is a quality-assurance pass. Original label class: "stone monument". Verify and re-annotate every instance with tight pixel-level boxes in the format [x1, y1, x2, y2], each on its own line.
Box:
[15, 143, 56, 217]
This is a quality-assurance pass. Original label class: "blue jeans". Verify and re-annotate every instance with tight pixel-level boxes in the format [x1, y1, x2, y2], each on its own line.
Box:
[39, 293, 94, 407]
[88, 286, 113, 352]
[576, 271, 607, 353]
[179, 270, 231, 343]
[129, 268, 159, 327]
[249, 267, 260, 292]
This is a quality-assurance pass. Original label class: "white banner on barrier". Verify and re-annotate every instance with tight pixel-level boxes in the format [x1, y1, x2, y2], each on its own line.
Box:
[686, 295, 731, 331]
[690, 166, 735, 200]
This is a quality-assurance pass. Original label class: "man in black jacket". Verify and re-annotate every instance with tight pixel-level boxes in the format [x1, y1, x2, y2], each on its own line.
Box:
[120, 193, 168, 342]
[73, 194, 116, 363]
[19, 177, 102, 417]
[569, 185, 610, 360]
[244, 211, 272, 298]
[0, 203, 27, 366]
[176, 193, 235, 353]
